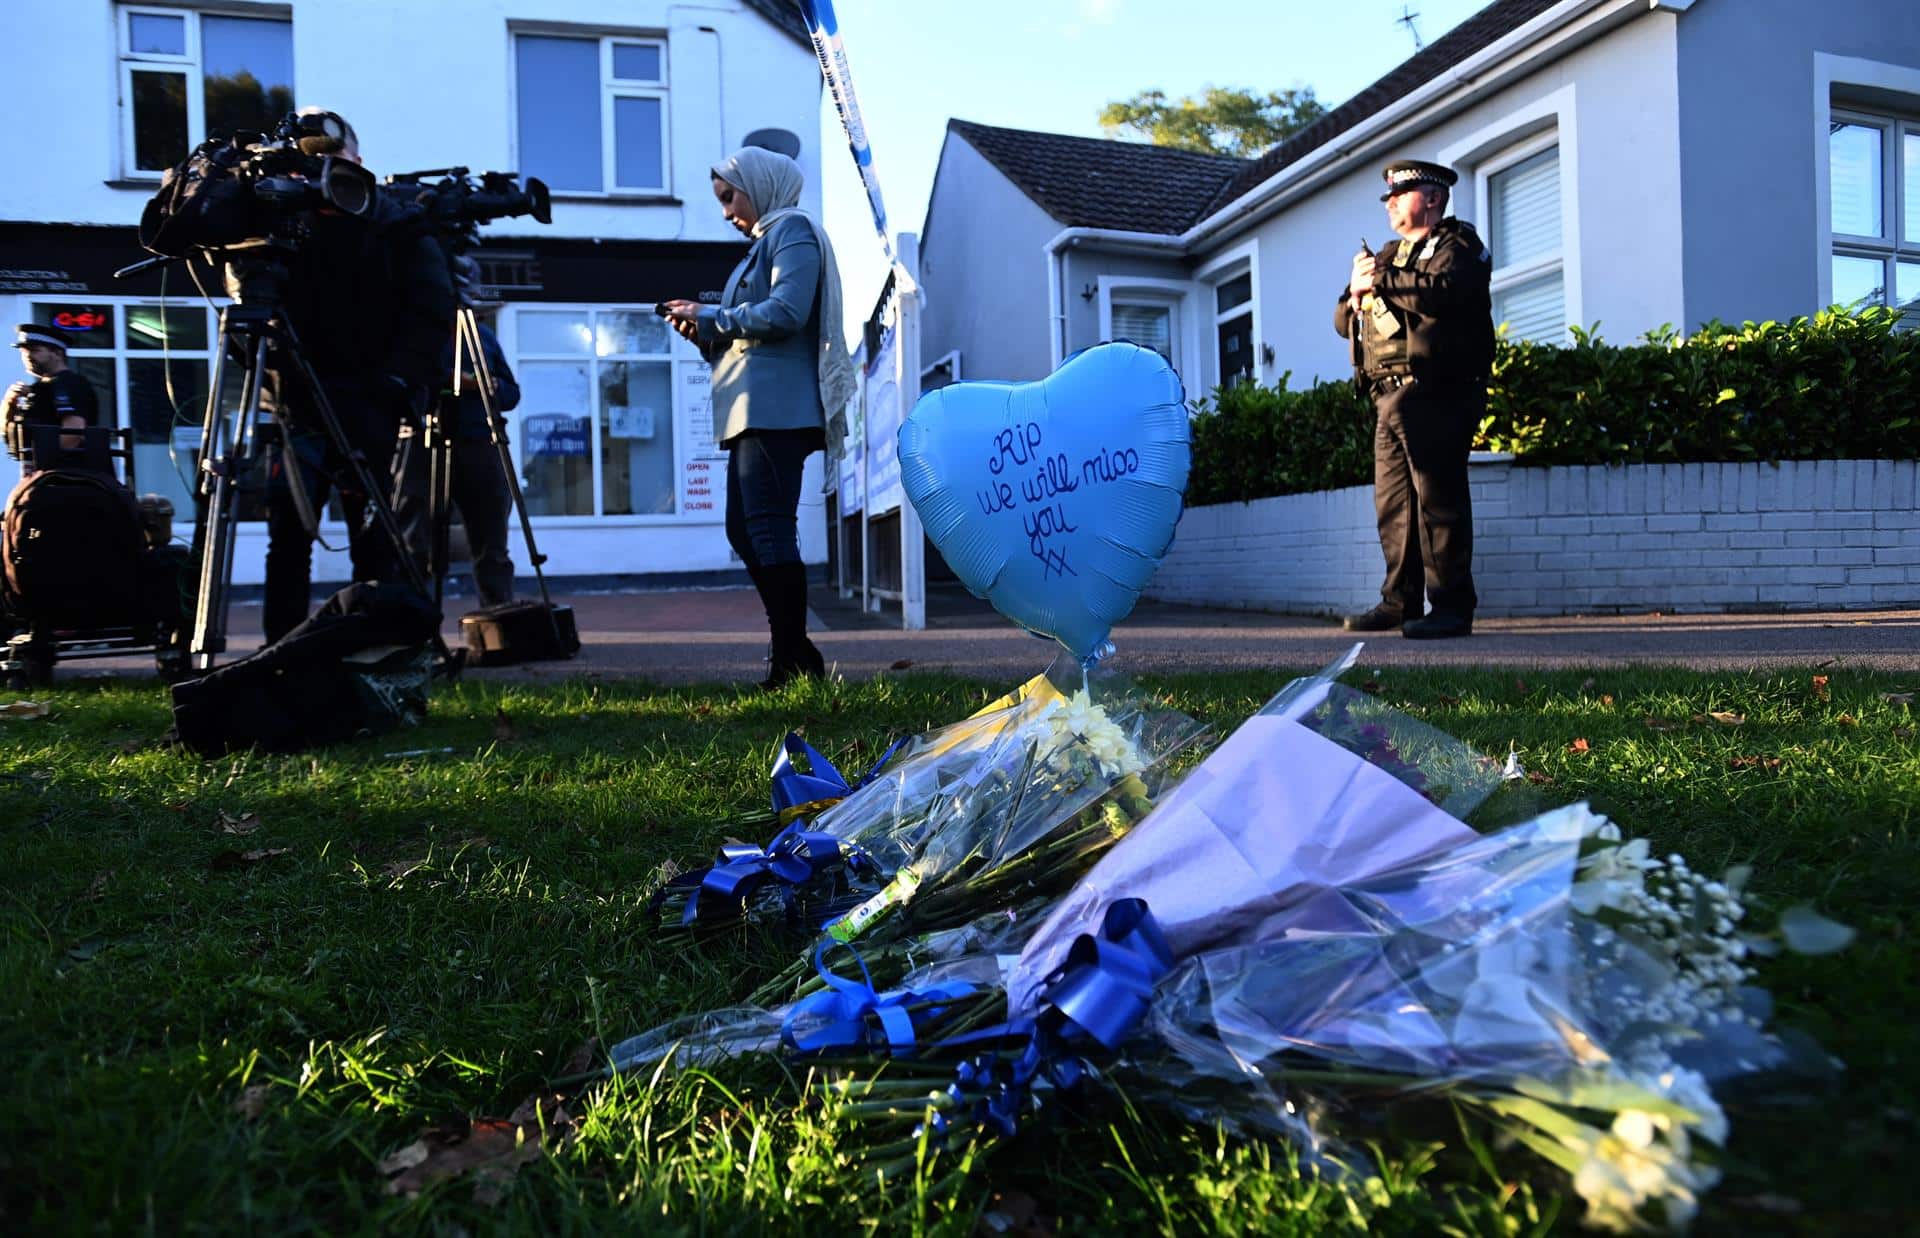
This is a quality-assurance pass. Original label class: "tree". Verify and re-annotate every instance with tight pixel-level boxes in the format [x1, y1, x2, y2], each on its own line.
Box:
[1098, 86, 1328, 158]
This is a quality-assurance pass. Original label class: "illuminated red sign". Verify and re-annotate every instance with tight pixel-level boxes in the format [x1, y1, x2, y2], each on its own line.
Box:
[52, 310, 107, 332]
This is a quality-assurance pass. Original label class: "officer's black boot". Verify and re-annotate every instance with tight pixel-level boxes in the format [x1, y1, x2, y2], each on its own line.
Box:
[1343, 604, 1415, 633]
[1402, 612, 1473, 640]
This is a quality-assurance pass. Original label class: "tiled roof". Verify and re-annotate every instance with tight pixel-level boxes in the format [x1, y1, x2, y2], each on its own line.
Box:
[742, 0, 812, 50]
[948, 119, 1250, 235]
[1206, 0, 1565, 212]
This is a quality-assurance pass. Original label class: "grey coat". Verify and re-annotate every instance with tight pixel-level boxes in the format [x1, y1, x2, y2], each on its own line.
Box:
[698, 213, 823, 448]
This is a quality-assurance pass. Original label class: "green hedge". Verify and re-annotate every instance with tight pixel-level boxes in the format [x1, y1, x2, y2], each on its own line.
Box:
[1187, 305, 1920, 507]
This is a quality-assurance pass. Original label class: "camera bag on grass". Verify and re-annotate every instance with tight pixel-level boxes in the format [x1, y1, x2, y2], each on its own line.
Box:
[169, 581, 440, 757]
[3, 469, 147, 627]
[459, 599, 580, 666]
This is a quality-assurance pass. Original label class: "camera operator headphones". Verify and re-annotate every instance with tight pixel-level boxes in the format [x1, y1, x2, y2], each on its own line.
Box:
[293, 109, 357, 157]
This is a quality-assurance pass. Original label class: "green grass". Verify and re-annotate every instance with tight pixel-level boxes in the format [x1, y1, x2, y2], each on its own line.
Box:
[1, 666, 1915, 1235]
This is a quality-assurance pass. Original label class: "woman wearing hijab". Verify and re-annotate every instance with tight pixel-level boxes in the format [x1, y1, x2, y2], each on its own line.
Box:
[662, 147, 855, 689]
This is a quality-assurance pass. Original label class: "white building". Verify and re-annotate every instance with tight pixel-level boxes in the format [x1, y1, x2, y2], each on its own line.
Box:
[919, 0, 1920, 400]
[0, 0, 827, 587]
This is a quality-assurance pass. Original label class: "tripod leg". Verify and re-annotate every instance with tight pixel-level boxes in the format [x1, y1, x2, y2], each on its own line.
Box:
[187, 329, 268, 673]
[460, 310, 561, 617]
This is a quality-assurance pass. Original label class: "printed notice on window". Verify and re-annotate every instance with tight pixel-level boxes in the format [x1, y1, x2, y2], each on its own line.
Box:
[679, 362, 726, 516]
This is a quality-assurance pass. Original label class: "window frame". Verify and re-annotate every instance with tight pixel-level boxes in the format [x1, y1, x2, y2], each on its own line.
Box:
[512, 32, 673, 198]
[24, 294, 235, 519]
[116, 5, 295, 181]
[1095, 276, 1197, 394]
[503, 303, 692, 524]
[1477, 130, 1567, 343]
[1827, 105, 1920, 316]
[1195, 241, 1260, 389]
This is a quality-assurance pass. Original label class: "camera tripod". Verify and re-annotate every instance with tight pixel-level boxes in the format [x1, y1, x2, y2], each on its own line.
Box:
[125, 239, 456, 675]
[390, 302, 565, 641]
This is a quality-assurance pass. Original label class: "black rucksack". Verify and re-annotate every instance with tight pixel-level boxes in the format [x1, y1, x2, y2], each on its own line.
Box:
[168, 582, 441, 757]
[2, 469, 147, 626]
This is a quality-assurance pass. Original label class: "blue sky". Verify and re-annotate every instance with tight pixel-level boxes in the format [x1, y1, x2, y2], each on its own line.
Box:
[814, 0, 1495, 341]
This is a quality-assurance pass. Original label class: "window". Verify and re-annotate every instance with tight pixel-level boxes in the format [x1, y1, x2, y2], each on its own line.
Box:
[512, 308, 677, 517]
[1111, 303, 1174, 364]
[28, 299, 218, 517]
[515, 34, 670, 195]
[1212, 270, 1254, 387]
[1485, 142, 1566, 343]
[1829, 108, 1920, 321]
[118, 6, 294, 176]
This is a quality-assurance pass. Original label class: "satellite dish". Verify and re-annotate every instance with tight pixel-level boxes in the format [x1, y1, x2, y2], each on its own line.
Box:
[741, 127, 802, 159]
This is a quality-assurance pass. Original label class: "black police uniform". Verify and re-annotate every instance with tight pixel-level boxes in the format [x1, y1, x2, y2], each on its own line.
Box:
[1334, 169, 1494, 635]
[260, 198, 455, 643]
[390, 324, 521, 607]
[6, 325, 101, 468]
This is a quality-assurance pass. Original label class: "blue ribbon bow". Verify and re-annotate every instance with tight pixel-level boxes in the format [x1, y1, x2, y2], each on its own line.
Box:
[913, 898, 1172, 1146]
[771, 732, 908, 825]
[780, 940, 976, 1055]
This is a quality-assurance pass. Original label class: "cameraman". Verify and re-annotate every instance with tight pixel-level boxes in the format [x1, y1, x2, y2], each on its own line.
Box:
[259, 108, 454, 643]
[5, 324, 98, 470]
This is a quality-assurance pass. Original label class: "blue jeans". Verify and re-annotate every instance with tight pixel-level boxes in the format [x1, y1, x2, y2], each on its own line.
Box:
[725, 429, 817, 569]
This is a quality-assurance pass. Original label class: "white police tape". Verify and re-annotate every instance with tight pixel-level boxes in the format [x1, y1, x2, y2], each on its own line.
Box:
[797, 0, 913, 289]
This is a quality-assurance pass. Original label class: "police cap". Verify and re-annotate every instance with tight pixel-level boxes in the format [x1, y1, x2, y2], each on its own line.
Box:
[1380, 160, 1459, 201]
[12, 323, 73, 351]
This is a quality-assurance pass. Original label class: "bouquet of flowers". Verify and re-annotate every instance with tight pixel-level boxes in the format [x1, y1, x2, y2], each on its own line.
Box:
[648, 657, 1208, 962]
[601, 650, 1849, 1233]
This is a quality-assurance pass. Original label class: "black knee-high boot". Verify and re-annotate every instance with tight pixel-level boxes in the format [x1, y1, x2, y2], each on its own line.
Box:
[761, 561, 824, 686]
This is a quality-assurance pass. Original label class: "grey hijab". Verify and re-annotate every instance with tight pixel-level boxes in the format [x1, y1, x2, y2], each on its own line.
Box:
[711, 147, 857, 458]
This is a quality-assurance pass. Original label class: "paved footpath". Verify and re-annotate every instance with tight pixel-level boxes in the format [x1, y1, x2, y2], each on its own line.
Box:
[52, 585, 1912, 686]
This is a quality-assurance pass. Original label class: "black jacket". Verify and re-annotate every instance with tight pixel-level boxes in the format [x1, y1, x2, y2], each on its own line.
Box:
[1334, 217, 1495, 387]
[275, 196, 455, 407]
[439, 324, 520, 440]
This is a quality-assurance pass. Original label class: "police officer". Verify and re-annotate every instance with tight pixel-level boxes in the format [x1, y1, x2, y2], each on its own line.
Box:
[1335, 160, 1494, 640]
[259, 108, 455, 643]
[4, 324, 99, 465]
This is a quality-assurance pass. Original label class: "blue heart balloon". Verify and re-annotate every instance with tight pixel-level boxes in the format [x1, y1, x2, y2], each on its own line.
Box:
[898, 342, 1190, 660]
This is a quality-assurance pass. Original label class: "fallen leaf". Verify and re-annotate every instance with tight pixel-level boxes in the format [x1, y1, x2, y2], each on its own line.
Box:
[1642, 716, 1684, 732]
[1811, 675, 1830, 702]
[1703, 711, 1746, 726]
[692, 702, 714, 718]
[558, 1038, 600, 1080]
[494, 707, 516, 741]
[1881, 692, 1914, 706]
[234, 1084, 271, 1121]
[1525, 770, 1555, 785]
[66, 937, 107, 962]
[1600, 694, 1615, 707]
[1513, 677, 1530, 695]
[1359, 678, 1382, 696]
[218, 811, 263, 837]
[0, 700, 50, 720]
[1435, 693, 1461, 707]
[1835, 712, 1859, 727]
[380, 1117, 547, 1200]
[888, 658, 916, 671]
[211, 847, 291, 871]
[377, 1140, 430, 1176]
[383, 858, 427, 881]
[1567, 738, 1591, 753]
[1729, 755, 1783, 771]
[978, 1190, 1055, 1237]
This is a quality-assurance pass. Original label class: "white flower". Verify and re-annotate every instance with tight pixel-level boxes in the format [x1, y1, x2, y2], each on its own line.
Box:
[1571, 839, 1656, 915]
[1568, 1108, 1718, 1232]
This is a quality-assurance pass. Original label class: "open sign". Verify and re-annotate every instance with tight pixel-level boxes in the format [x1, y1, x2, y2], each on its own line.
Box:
[51, 310, 108, 332]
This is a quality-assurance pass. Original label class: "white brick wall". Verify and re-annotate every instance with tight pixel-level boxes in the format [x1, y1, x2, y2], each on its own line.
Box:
[1150, 459, 1920, 616]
